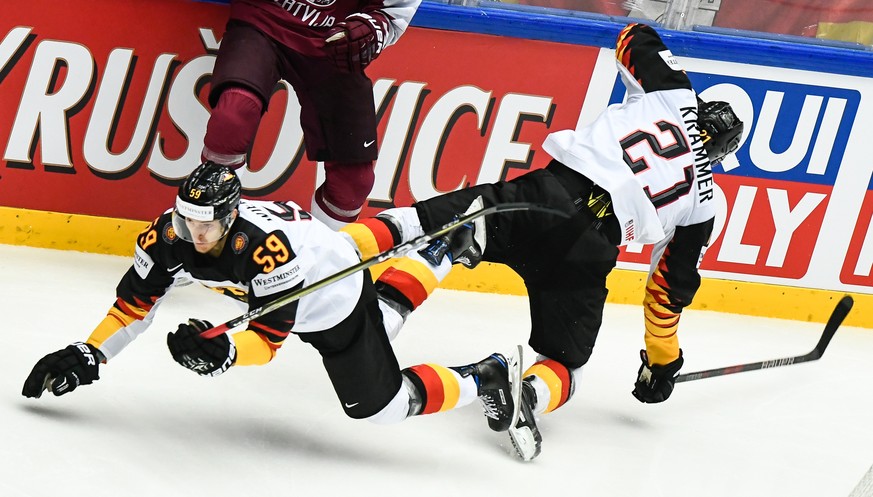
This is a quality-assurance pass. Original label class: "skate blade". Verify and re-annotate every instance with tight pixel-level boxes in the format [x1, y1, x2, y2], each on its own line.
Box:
[508, 344, 523, 430]
[509, 426, 541, 462]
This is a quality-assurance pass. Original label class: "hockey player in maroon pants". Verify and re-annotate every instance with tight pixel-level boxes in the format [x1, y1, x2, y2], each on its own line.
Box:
[202, 0, 421, 229]
[343, 23, 744, 461]
[22, 161, 524, 457]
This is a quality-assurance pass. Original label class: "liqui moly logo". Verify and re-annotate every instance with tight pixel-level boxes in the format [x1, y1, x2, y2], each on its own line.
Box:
[697, 74, 859, 185]
[608, 72, 860, 185]
[696, 75, 861, 283]
[612, 67, 873, 292]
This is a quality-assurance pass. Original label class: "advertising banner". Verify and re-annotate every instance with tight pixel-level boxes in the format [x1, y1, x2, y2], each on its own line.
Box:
[2, 0, 872, 303]
[0, 0, 594, 221]
[594, 53, 873, 295]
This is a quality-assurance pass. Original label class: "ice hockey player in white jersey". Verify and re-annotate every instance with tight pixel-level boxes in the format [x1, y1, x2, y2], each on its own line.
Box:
[22, 161, 526, 453]
[342, 23, 744, 461]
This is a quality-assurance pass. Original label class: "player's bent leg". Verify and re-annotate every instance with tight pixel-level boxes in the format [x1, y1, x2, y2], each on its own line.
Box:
[376, 296, 406, 342]
[402, 353, 515, 425]
[311, 161, 375, 229]
[298, 278, 408, 420]
[523, 357, 580, 415]
[376, 207, 426, 243]
[202, 86, 263, 168]
[374, 250, 451, 320]
[340, 207, 426, 260]
[370, 354, 518, 426]
[342, 215, 403, 260]
[343, 221, 451, 342]
[508, 357, 582, 461]
[365, 376, 422, 424]
[418, 195, 486, 268]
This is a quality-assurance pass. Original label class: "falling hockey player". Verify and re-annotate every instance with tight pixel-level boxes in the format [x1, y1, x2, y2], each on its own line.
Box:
[342, 23, 744, 461]
[22, 161, 526, 455]
[22, 22, 743, 464]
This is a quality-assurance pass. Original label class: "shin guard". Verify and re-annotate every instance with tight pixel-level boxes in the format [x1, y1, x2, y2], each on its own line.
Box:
[202, 87, 263, 168]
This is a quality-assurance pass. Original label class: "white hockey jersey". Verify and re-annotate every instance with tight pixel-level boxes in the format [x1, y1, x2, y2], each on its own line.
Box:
[92, 199, 363, 361]
[543, 51, 715, 247]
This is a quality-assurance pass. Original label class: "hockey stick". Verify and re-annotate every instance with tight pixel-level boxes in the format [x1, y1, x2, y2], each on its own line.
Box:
[199, 202, 568, 339]
[674, 295, 854, 383]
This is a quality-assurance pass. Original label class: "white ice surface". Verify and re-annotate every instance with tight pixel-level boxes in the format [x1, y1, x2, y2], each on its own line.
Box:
[1, 244, 872, 497]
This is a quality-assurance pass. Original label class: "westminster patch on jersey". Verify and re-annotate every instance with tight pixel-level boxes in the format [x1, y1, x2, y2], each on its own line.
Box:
[133, 244, 155, 279]
[250, 262, 305, 297]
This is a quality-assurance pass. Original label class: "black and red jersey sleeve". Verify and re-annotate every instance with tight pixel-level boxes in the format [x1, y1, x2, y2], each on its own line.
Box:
[615, 23, 692, 93]
[114, 214, 177, 320]
[643, 217, 715, 364]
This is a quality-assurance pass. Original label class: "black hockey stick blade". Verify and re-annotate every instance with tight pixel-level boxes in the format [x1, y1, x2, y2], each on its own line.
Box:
[674, 294, 854, 383]
[200, 202, 568, 339]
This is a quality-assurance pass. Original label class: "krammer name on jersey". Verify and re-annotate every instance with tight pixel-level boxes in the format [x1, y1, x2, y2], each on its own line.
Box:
[682, 104, 715, 204]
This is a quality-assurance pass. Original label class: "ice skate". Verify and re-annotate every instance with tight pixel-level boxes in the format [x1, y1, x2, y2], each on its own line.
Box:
[509, 377, 542, 461]
[453, 345, 522, 432]
[418, 196, 486, 269]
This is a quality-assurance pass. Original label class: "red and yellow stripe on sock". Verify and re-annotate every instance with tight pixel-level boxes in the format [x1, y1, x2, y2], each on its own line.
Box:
[524, 359, 573, 413]
[376, 255, 442, 310]
[341, 218, 398, 260]
[405, 364, 463, 415]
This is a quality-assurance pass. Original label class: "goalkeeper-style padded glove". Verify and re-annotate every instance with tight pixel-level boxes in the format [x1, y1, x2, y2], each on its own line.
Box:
[632, 349, 684, 404]
[22, 342, 102, 398]
[167, 319, 236, 377]
[324, 12, 388, 72]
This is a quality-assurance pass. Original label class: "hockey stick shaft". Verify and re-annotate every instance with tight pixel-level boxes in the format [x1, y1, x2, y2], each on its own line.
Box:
[674, 295, 854, 383]
[200, 202, 567, 339]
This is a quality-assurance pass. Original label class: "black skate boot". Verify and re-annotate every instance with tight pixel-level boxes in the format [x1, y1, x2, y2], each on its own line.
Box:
[509, 377, 542, 461]
[418, 221, 482, 268]
[453, 345, 522, 432]
[418, 196, 486, 269]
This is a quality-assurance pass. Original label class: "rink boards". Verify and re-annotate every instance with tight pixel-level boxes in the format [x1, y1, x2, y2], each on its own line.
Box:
[1, 0, 873, 326]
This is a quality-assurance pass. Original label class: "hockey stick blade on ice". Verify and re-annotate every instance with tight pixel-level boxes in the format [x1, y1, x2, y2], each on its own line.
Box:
[675, 295, 854, 383]
[200, 202, 568, 339]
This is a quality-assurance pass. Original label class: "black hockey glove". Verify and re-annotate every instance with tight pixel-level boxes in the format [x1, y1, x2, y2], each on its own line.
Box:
[167, 319, 236, 377]
[324, 12, 388, 72]
[632, 349, 683, 404]
[22, 342, 102, 398]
